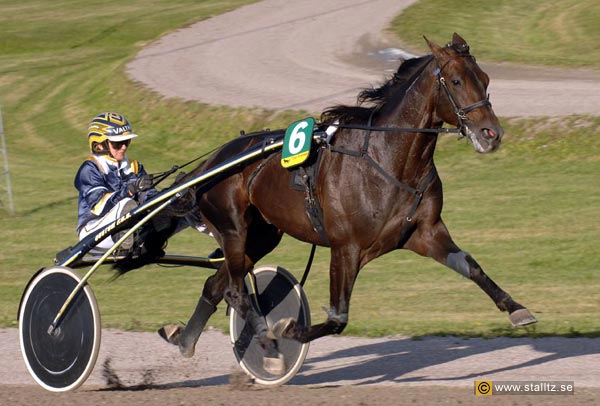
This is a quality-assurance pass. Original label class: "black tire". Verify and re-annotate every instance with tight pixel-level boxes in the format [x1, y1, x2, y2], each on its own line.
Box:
[19, 267, 101, 392]
[229, 265, 310, 385]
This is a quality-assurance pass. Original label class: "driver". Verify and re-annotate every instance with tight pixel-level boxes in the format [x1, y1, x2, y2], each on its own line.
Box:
[75, 112, 155, 252]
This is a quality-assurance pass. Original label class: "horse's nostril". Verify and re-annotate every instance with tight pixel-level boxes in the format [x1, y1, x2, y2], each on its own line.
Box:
[483, 128, 496, 139]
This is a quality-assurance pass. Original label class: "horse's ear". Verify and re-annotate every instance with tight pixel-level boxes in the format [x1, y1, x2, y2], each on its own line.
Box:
[424, 36, 446, 59]
[452, 33, 470, 54]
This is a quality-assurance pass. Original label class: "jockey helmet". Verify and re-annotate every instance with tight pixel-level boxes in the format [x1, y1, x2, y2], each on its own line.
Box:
[87, 112, 138, 154]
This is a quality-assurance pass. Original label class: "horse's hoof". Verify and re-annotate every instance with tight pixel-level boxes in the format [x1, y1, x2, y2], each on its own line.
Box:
[179, 344, 195, 358]
[263, 354, 285, 375]
[158, 324, 196, 357]
[268, 317, 297, 339]
[158, 324, 182, 345]
[509, 308, 538, 327]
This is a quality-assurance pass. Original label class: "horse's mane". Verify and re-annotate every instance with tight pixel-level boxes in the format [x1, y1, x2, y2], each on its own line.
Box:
[321, 54, 434, 124]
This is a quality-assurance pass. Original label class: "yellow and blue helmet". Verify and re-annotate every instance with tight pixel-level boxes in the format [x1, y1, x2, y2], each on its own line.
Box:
[87, 112, 138, 153]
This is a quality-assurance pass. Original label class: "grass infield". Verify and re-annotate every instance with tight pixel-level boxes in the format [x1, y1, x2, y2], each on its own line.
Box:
[0, 0, 598, 338]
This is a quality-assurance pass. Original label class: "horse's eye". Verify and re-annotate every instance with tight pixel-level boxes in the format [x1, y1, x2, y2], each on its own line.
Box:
[451, 79, 461, 86]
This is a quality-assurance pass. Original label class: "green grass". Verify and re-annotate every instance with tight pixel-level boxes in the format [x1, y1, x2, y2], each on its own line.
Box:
[0, 1, 599, 338]
[391, 0, 600, 67]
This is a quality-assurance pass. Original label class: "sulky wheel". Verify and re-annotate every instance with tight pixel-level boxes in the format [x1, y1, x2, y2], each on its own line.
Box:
[230, 265, 310, 385]
[19, 266, 101, 392]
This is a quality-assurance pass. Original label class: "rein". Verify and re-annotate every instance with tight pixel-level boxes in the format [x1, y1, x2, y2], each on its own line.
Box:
[147, 145, 221, 189]
[334, 123, 461, 134]
[147, 130, 284, 189]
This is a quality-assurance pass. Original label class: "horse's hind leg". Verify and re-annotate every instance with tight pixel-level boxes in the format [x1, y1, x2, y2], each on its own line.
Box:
[159, 267, 225, 357]
[159, 228, 282, 360]
[159, 235, 279, 360]
[220, 227, 287, 374]
[406, 221, 537, 327]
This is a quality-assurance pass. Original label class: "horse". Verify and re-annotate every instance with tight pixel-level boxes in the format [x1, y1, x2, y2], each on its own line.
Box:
[130, 33, 537, 374]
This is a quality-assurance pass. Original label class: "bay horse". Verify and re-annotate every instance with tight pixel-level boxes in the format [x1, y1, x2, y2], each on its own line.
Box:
[141, 34, 537, 374]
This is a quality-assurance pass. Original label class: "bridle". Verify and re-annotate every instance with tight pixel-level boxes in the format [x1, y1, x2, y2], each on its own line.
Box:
[434, 54, 492, 138]
[437, 75, 491, 123]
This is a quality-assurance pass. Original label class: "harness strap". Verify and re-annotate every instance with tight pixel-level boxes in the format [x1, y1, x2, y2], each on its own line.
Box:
[329, 140, 438, 248]
[397, 166, 438, 247]
[300, 244, 317, 287]
[250, 147, 330, 245]
[363, 155, 419, 194]
[297, 150, 330, 245]
[360, 110, 376, 156]
[329, 145, 362, 157]
[247, 151, 279, 192]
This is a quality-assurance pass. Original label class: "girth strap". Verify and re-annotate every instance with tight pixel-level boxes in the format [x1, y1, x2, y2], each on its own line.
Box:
[296, 149, 330, 245]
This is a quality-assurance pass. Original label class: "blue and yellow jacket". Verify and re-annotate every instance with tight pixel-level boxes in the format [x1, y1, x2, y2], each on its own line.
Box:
[74, 154, 148, 232]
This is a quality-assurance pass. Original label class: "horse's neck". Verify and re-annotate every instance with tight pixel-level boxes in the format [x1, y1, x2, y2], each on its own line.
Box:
[371, 73, 439, 177]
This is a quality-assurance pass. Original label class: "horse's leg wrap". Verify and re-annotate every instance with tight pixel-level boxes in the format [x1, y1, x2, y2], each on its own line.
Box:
[225, 287, 284, 374]
[327, 313, 348, 334]
[248, 305, 286, 374]
[323, 306, 348, 331]
[177, 296, 217, 358]
[446, 251, 472, 278]
[327, 320, 348, 335]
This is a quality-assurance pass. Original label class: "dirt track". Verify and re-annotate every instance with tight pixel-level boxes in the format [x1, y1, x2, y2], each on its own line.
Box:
[5, 0, 600, 404]
[4, 328, 600, 404]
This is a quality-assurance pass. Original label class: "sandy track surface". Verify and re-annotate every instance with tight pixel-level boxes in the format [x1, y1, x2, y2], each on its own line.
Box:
[3, 328, 600, 387]
[127, 0, 600, 116]
[3, 328, 600, 403]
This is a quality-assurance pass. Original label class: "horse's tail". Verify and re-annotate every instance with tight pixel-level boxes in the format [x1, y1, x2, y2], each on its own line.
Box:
[110, 253, 159, 279]
[110, 230, 167, 279]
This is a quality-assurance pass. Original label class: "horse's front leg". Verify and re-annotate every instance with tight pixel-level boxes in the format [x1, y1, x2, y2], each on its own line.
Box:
[406, 220, 537, 327]
[284, 245, 360, 343]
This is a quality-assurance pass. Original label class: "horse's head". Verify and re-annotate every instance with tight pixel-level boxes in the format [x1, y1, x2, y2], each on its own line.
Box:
[426, 33, 503, 153]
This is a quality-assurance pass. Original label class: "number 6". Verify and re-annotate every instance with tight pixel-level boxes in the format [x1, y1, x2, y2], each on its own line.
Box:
[288, 121, 308, 154]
